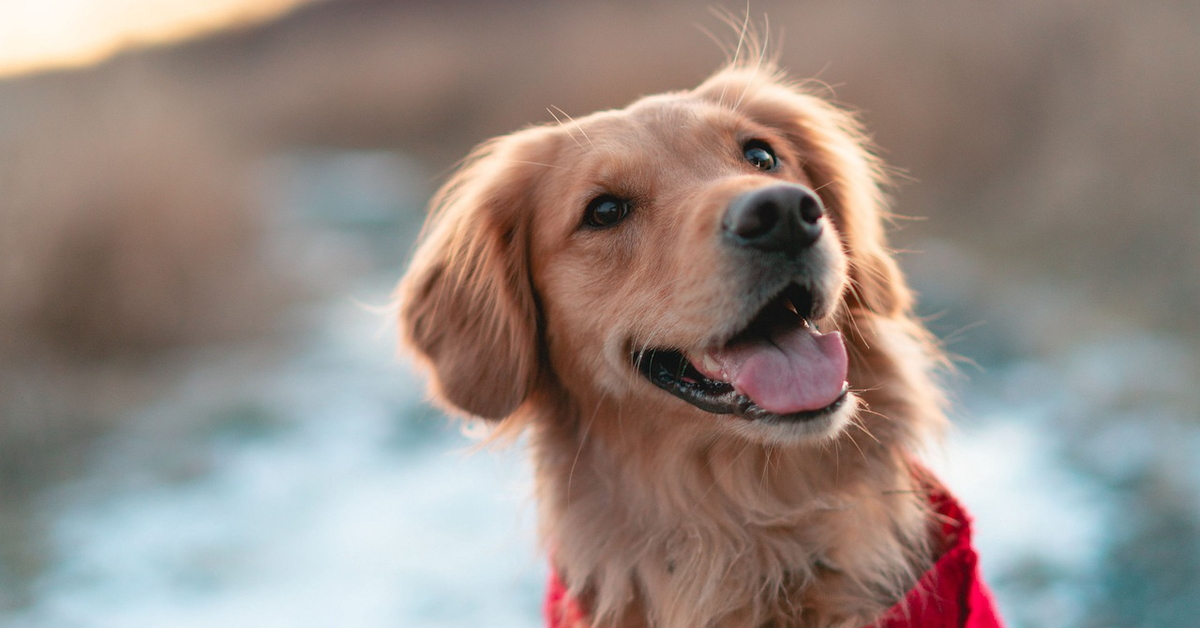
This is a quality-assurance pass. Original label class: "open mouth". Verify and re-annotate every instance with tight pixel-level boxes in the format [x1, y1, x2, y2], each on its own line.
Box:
[632, 283, 849, 422]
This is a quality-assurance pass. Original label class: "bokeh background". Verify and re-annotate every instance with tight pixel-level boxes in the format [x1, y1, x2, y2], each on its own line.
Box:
[1, 1, 1198, 626]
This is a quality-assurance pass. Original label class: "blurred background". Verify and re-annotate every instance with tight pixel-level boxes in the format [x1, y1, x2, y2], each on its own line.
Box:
[1, 0, 1197, 626]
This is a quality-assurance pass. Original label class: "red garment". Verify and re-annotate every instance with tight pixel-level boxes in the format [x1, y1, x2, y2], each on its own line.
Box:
[544, 487, 1004, 627]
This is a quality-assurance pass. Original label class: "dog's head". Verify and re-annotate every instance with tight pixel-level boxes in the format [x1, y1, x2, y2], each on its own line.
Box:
[398, 65, 917, 446]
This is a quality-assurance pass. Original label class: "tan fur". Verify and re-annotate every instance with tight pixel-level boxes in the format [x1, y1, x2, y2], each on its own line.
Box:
[397, 61, 948, 627]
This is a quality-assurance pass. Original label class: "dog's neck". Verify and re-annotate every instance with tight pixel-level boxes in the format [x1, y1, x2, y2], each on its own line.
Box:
[528, 316, 942, 627]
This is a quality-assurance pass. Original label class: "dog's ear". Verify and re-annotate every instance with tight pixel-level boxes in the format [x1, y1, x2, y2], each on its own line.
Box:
[397, 132, 547, 419]
[695, 67, 912, 317]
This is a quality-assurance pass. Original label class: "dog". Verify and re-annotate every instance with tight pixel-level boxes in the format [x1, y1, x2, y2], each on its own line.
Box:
[396, 56, 1002, 627]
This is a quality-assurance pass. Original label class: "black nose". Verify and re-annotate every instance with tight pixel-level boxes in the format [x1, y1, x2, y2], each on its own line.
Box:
[722, 184, 824, 256]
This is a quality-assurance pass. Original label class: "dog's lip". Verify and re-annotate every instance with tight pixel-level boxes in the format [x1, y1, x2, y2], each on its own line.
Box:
[630, 283, 849, 422]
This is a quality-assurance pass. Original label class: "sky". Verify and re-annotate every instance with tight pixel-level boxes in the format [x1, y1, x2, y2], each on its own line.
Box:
[0, 0, 309, 77]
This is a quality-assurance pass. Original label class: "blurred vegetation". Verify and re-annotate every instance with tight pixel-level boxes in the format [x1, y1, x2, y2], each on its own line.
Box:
[2, 0, 1194, 355]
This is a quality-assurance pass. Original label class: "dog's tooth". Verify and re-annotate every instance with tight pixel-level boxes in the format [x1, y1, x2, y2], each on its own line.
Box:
[702, 352, 721, 376]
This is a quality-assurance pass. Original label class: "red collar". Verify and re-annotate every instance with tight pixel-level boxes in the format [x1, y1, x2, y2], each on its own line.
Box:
[544, 485, 1004, 627]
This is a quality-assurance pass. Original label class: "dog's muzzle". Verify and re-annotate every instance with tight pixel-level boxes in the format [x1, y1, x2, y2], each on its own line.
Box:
[630, 183, 849, 423]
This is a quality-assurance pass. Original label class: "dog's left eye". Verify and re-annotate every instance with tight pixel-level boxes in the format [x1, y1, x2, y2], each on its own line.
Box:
[743, 140, 778, 171]
[583, 195, 632, 229]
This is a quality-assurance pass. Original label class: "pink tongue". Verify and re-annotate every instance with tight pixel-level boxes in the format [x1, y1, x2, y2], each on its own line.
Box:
[693, 324, 848, 414]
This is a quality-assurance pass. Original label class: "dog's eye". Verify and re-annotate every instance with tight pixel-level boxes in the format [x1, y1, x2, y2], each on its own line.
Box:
[743, 140, 778, 171]
[583, 195, 632, 229]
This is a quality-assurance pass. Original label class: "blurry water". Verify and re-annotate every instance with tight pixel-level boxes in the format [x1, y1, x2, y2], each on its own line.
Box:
[915, 243, 1200, 628]
[940, 339, 1200, 628]
[3, 151, 1198, 627]
[2, 292, 544, 628]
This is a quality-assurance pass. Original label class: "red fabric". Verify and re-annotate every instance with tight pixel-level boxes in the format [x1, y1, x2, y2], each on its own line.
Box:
[544, 487, 1003, 628]
[871, 488, 1004, 628]
[544, 567, 589, 628]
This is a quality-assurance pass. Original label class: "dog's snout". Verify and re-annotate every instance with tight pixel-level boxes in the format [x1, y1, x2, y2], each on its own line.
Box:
[722, 185, 824, 256]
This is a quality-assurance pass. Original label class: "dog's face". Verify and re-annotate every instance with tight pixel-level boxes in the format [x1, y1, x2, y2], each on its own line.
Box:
[399, 67, 910, 447]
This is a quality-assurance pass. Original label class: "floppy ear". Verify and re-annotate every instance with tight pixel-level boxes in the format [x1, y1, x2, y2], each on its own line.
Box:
[694, 67, 912, 317]
[397, 132, 546, 419]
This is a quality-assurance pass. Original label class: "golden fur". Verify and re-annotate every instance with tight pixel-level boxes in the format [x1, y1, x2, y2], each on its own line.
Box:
[397, 61, 949, 627]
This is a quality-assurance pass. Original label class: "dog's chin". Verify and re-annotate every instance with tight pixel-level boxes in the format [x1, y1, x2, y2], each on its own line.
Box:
[630, 282, 855, 445]
[718, 393, 857, 445]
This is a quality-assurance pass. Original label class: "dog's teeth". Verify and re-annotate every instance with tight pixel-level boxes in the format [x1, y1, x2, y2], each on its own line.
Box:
[784, 299, 798, 315]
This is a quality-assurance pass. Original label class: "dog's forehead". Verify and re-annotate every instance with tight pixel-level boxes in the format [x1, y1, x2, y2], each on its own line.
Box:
[542, 95, 759, 185]
[577, 96, 750, 153]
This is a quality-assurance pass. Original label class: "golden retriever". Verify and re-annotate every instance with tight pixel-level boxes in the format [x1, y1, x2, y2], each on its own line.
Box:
[396, 58, 956, 627]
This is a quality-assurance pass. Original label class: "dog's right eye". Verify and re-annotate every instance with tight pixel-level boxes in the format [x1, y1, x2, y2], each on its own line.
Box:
[743, 140, 778, 171]
[583, 195, 632, 229]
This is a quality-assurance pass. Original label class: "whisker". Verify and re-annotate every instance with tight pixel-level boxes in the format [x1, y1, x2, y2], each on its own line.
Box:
[855, 405, 897, 430]
[843, 429, 868, 463]
[700, 439, 752, 503]
[705, 5, 753, 107]
[499, 158, 568, 170]
[547, 106, 586, 151]
[850, 415, 882, 446]
[567, 394, 604, 504]
[549, 105, 595, 150]
[840, 282, 870, 343]
[810, 178, 836, 195]
[732, 14, 769, 112]
[757, 447, 771, 494]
